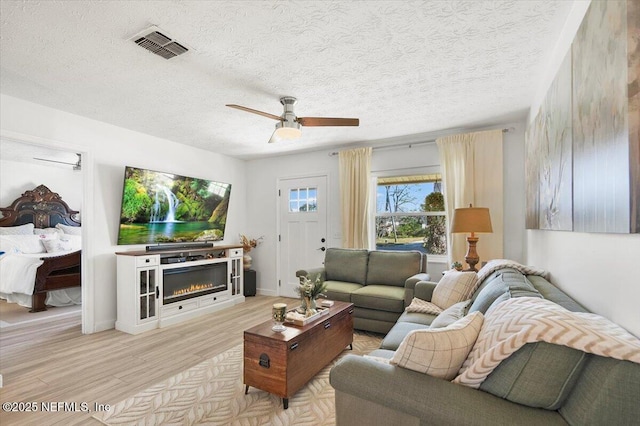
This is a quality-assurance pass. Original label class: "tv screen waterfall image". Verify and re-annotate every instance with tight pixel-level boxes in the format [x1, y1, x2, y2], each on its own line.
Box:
[117, 166, 231, 245]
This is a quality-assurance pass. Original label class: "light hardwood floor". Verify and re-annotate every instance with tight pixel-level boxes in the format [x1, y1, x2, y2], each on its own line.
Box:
[0, 295, 298, 425]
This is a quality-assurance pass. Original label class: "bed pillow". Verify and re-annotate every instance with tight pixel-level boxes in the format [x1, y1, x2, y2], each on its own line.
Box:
[390, 311, 484, 380]
[0, 223, 35, 235]
[42, 238, 75, 253]
[34, 227, 64, 236]
[0, 234, 46, 254]
[60, 235, 82, 251]
[55, 223, 82, 235]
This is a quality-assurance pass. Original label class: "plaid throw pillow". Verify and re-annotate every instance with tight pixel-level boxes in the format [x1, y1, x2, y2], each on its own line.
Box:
[432, 271, 479, 309]
[391, 311, 484, 380]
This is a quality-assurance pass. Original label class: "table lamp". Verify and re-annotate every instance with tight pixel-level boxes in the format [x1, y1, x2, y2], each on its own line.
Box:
[451, 204, 493, 272]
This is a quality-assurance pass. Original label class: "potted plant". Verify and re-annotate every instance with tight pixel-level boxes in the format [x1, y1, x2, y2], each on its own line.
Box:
[239, 234, 263, 270]
[296, 274, 327, 317]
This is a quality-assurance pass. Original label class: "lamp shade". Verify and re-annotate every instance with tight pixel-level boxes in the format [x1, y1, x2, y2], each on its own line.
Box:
[268, 121, 302, 143]
[451, 206, 493, 234]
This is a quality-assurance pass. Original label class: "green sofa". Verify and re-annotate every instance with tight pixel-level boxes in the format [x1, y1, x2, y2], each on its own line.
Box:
[330, 267, 640, 425]
[295, 248, 430, 334]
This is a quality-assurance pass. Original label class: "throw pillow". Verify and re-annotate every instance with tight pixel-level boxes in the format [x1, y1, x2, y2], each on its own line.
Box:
[390, 311, 484, 380]
[405, 297, 443, 315]
[0, 223, 35, 235]
[42, 238, 75, 253]
[432, 271, 479, 310]
[430, 300, 470, 329]
[55, 223, 82, 235]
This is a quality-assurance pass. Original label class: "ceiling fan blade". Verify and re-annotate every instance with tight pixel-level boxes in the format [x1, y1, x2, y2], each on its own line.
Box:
[33, 157, 76, 166]
[297, 117, 359, 127]
[226, 104, 282, 121]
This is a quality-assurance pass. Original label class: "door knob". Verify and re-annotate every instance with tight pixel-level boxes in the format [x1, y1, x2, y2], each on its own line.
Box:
[318, 247, 326, 251]
[321, 238, 326, 243]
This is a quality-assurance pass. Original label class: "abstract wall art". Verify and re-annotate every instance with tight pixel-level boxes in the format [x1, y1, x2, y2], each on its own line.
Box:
[526, 0, 639, 234]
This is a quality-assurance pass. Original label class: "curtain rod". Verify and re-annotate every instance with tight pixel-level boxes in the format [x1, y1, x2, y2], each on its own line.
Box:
[328, 127, 514, 156]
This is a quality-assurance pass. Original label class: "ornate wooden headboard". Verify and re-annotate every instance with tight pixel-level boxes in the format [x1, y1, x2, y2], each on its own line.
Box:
[0, 185, 81, 228]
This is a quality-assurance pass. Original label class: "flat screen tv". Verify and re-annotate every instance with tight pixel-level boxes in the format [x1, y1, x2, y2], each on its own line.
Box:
[117, 166, 231, 246]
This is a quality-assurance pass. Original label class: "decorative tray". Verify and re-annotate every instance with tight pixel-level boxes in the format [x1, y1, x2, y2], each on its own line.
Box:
[285, 307, 330, 326]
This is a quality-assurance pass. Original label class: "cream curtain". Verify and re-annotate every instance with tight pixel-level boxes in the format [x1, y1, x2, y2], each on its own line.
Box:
[437, 130, 503, 266]
[339, 147, 372, 248]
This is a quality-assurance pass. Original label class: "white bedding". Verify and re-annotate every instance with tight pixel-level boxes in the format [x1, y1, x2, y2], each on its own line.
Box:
[0, 233, 82, 308]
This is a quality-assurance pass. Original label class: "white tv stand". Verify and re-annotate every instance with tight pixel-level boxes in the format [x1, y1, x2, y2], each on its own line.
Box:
[115, 245, 244, 335]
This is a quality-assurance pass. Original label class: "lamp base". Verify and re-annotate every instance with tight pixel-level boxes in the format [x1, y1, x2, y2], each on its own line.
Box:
[464, 236, 480, 272]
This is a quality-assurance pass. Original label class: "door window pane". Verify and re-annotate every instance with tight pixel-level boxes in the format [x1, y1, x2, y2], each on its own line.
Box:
[288, 187, 318, 213]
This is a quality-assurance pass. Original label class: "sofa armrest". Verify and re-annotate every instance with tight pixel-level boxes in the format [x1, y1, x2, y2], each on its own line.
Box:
[414, 280, 437, 301]
[404, 273, 432, 306]
[330, 355, 566, 426]
[295, 267, 326, 281]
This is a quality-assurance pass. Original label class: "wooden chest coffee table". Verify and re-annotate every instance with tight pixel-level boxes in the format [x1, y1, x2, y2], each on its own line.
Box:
[243, 301, 354, 409]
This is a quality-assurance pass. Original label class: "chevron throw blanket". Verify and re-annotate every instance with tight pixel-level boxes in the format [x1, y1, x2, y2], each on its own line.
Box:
[453, 297, 640, 388]
[476, 259, 550, 284]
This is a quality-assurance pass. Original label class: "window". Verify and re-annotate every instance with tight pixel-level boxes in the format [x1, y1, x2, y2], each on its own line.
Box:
[289, 187, 317, 212]
[375, 174, 447, 257]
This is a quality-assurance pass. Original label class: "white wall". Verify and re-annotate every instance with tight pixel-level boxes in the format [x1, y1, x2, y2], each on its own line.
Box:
[525, 0, 640, 337]
[247, 120, 526, 295]
[0, 94, 247, 332]
[0, 159, 83, 210]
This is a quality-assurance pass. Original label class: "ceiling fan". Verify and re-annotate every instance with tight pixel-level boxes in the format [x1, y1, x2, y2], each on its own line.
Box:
[226, 96, 359, 143]
[33, 153, 82, 171]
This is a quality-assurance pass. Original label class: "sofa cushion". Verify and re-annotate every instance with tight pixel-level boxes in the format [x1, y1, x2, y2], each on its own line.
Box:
[324, 248, 369, 285]
[430, 300, 470, 329]
[324, 280, 363, 303]
[381, 321, 431, 350]
[527, 275, 588, 313]
[560, 355, 640, 425]
[366, 250, 422, 287]
[354, 316, 398, 335]
[390, 311, 484, 380]
[432, 270, 478, 309]
[366, 349, 396, 360]
[467, 269, 541, 314]
[352, 285, 405, 313]
[396, 310, 438, 326]
[480, 342, 588, 410]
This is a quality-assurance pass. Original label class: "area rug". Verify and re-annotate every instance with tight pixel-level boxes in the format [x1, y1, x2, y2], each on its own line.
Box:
[94, 331, 382, 425]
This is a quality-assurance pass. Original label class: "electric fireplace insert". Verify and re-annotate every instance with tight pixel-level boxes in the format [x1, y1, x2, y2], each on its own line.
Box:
[163, 262, 228, 304]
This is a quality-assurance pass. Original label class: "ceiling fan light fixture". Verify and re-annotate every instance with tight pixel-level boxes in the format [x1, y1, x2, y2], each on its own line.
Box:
[270, 121, 302, 143]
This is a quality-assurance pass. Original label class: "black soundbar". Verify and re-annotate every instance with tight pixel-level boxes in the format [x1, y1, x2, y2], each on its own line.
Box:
[146, 242, 214, 252]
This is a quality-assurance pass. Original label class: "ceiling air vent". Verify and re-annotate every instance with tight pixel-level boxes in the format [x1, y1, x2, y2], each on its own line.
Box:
[130, 26, 189, 59]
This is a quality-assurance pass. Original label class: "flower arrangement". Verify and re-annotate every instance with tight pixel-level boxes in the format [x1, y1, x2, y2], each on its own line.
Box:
[296, 274, 327, 316]
[451, 261, 463, 271]
[239, 234, 263, 253]
[296, 274, 327, 299]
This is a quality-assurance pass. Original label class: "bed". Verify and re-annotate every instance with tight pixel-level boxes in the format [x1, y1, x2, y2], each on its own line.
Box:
[0, 185, 82, 312]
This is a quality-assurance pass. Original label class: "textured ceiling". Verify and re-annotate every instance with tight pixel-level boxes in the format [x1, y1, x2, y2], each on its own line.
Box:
[0, 0, 574, 160]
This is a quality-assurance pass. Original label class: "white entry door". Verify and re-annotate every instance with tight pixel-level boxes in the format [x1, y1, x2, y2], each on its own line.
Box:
[278, 175, 328, 298]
